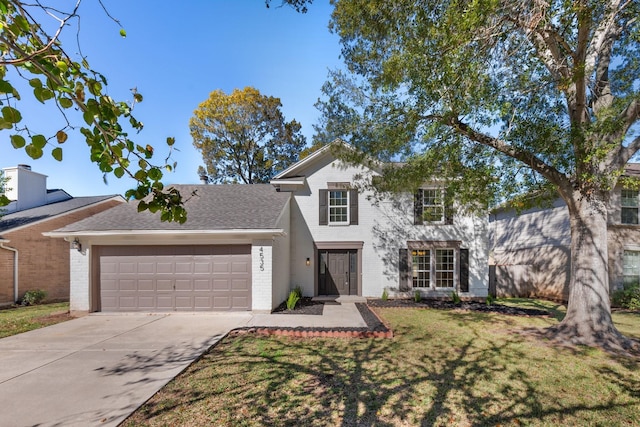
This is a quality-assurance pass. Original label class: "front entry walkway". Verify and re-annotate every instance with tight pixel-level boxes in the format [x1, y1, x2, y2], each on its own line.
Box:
[0, 313, 252, 427]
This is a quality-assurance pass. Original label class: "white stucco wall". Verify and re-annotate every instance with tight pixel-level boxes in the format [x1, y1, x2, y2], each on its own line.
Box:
[285, 154, 489, 298]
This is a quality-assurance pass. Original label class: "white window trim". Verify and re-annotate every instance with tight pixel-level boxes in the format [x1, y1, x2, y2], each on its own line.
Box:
[621, 189, 639, 225]
[420, 187, 446, 224]
[410, 247, 457, 290]
[623, 250, 640, 287]
[328, 189, 350, 225]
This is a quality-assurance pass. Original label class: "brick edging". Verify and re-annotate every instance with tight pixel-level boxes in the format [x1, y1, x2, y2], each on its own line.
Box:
[230, 303, 394, 339]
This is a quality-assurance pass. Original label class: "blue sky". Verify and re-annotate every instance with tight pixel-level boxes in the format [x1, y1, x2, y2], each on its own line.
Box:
[2, 1, 342, 196]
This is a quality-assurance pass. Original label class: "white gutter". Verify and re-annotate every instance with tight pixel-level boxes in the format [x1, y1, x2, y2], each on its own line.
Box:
[0, 240, 18, 303]
[43, 229, 287, 238]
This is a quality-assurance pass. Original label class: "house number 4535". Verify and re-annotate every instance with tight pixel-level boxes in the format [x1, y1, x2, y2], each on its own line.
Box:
[259, 247, 264, 271]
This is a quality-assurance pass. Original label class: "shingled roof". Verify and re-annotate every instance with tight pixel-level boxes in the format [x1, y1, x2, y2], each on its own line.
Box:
[53, 184, 290, 233]
[0, 195, 121, 233]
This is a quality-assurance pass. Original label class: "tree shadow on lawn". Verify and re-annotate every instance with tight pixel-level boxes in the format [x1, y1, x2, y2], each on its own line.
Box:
[127, 308, 640, 426]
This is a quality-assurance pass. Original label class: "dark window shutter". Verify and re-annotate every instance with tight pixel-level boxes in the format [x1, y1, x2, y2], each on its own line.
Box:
[460, 248, 469, 292]
[349, 189, 358, 225]
[399, 248, 410, 291]
[445, 187, 454, 225]
[319, 189, 328, 225]
[414, 190, 423, 225]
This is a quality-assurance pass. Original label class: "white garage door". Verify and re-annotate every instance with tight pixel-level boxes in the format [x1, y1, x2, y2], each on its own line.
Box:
[97, 245, 251, 312]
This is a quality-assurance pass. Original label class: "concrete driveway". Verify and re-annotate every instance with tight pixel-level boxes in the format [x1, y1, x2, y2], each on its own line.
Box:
[0, 313, 252, 427]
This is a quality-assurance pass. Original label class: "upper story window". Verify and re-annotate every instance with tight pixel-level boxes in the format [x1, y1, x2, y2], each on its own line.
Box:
[319, 184, 358, 226]
[414, 187, 451, 225]
[329, 190, 349, 224]
[421, 188, 445, 222]
[621, 189, 639, 224]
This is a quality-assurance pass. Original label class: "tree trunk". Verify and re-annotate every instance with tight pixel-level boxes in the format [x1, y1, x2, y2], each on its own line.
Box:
[548, 189, 633, 351]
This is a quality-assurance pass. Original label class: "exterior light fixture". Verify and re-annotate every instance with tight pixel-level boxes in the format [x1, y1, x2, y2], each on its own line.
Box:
[71, 238, 82, 252]
[306, 257, 310, 266]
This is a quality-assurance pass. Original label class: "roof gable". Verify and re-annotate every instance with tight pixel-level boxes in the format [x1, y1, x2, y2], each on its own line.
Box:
[273, 140, 383, 182]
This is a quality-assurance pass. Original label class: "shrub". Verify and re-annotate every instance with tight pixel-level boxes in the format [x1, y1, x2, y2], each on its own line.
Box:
[486, 295, 495, 306]
[381, 288, 389, 301]
[292, 285, 303, 299]
[286, 290, 300, 310]
[611, 285, 640, 310]
[21, 289, 47, 306]
[414, 290, 422, 302]
[451, 291, 461, 304]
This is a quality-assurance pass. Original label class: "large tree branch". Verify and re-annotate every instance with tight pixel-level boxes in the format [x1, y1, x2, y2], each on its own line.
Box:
[440, 115, 568, 186]
[586, 0, 628, 114]
[607, 99, 640, 169]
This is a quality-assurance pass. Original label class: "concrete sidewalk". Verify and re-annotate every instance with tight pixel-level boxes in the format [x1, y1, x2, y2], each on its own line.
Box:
[248, 301, 368, 328]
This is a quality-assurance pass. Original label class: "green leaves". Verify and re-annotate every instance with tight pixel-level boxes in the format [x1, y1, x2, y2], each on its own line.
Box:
[2, 106, 22, 123]
[2, 0, 185, 223]
[51, 147, 62, 161]
[10, 135, 25, 148]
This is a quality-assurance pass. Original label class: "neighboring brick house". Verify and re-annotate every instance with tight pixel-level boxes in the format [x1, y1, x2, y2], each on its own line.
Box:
[49, 142, 489, 314]
[490, 163, 640, 301]
[0, 165, 124, 305]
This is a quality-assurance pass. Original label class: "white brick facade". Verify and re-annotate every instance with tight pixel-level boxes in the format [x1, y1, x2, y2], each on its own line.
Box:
[251, 240, 273, 311]
[69, 246, 90, 312]
[279, 148, 489, 299]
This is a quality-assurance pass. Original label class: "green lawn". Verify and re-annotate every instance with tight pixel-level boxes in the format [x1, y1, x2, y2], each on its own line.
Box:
[125, 300, 640, 427]
[0, 302, 71, 338]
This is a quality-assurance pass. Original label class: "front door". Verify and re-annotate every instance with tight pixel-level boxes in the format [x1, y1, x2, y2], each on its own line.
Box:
[318, 250, 358, 295]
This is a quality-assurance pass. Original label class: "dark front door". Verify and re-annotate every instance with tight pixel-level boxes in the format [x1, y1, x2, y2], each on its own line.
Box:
[318, 250, 357, 295]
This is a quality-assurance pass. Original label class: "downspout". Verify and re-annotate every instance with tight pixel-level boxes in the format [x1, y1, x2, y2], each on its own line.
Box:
[0, 241, 18, 303]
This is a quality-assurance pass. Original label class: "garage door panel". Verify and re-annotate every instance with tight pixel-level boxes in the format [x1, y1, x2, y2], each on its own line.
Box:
[118, 262, 137, 274]
[156, 295, 173, 309]
[194, 262, 211, 274]
[138, 263, 155, 274]
[232, 262, 250, 273]
[137, 279, 154, 291]
[175, 261, 193, 274]
[137, 296, 156, 310]
[119, 279, 137, 291]
[213, 261, 230, 273]
[194, 279, 211, 291]
[99, 245, 251, 312]
[175, 296, 193, 309]
[175, 279, 192, 291]
[232, 279, 250, 291]
[213, 279, 230, 291]
[156, 262, 174, 274]
[212, 296, 231, 310]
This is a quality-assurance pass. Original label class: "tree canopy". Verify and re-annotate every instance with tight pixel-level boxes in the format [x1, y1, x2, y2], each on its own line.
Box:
[316, 0, 640, 350]
[1, 1, 185, 222]
[190, 87, 306, 184]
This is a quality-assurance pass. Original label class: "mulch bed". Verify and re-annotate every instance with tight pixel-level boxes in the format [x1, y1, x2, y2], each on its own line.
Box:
[368, 299, 551, 317]
[271, 297, 325, 315]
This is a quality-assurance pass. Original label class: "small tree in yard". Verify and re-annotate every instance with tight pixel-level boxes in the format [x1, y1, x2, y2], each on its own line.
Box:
[311, 0, 640, 351]
[190, 87, 306, 184]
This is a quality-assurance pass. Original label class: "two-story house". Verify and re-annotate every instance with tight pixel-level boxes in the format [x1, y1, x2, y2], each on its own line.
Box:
[490, 163, 640, 301]
[48, 143, 489, 314]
